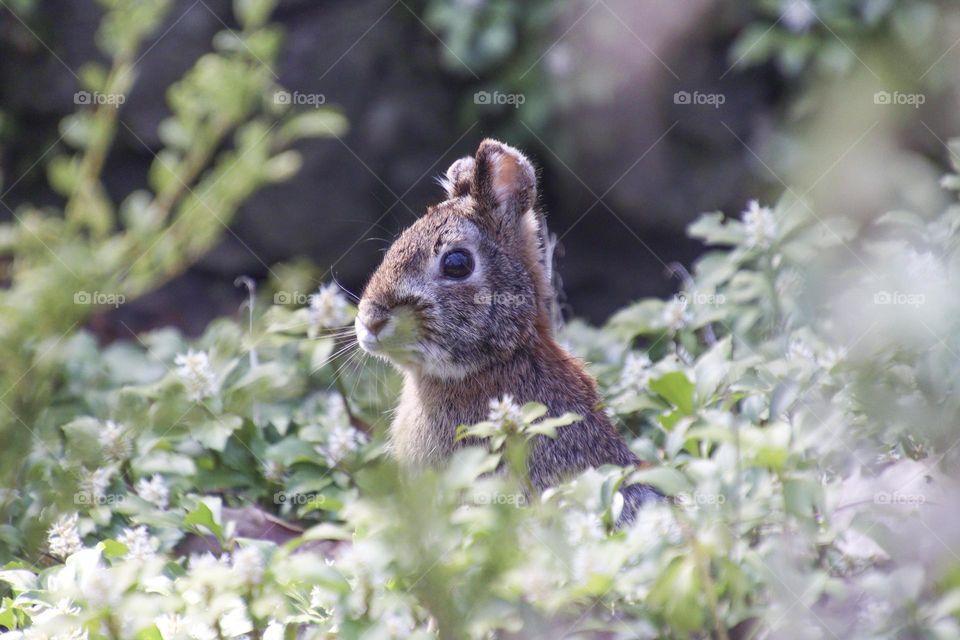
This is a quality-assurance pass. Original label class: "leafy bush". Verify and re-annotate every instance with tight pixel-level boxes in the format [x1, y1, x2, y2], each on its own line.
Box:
[2, 144, 960, 636]
[2, 2, 960, 638]
[0, 0, 345, 500]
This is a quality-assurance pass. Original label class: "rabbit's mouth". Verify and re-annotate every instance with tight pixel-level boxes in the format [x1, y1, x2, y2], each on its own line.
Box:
[355, 306, 422, 366]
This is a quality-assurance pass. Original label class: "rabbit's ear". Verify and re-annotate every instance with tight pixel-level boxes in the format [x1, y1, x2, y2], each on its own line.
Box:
[471, 139, 537, 227]
[441, 156, 475, 198]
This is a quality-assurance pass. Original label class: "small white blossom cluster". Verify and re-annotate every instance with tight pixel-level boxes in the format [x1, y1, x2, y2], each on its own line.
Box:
[118, 526, 157, 561]
[231, 546, 265, 586]
[19, 598, 88, 639]
[79, 467, 113, 506]
[741, 200, 777, 249]
[308, 283, 350, 330]
[174, 350, 218, 401]
[98, 420, 132, 462]
[47, 513, 82, 560]
[261, 459, 285, 483]
[564, 509, 606, 546]
[662, 295, 692, 331]
[787, 336, 816, 362]
[136, 474, 169, 510]
[488, 394, 524, 428]
[317, 422, 365, 468]
[619, 352, 653, 391]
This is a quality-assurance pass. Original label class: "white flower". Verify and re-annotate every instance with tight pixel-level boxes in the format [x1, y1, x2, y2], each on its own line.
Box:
[317, 422, 365, 468]
[80, 466, 112, 505]
[263, 621, 285, 640]
[787, 337, 815, 362]
[261, 459, 285, 483]
[187, 623, 218, 640]
[78, 561, 117, 608]
[514, 561, 559, 602]
[662, 295, 692, 331]
[99, 420, 132, 462]
[781, 0, 816, 32]
[219, 607, 253, 637]
[619, 352, 652, 390]
[174, 350, 219, 401]
[231, 546, 264, 586]
[308, 283, 350, 329]
[48, 513, 82, 560]
[310, 584, 337, 611]
[136, 474, 169, 510]
[31, 598, 81, 626]
[118, 526, 157, 561]
[382, 609, 416, 637]
[818, 346, 847, 371]
[565, 509, 605, 545]
[155, 613, 185, 639]
[741, 200, 777, 248]
[488, 394, 524, 428]
[189, 551, 230, 571]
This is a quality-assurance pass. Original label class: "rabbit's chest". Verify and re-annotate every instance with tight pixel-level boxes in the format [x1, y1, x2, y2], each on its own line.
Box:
[389, 376, 487, 467]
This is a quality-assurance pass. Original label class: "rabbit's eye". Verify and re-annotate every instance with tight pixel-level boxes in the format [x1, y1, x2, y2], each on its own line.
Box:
[441, 249, 474, 279]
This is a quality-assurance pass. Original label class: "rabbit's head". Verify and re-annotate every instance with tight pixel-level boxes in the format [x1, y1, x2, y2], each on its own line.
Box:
[356, 139, 550, 379]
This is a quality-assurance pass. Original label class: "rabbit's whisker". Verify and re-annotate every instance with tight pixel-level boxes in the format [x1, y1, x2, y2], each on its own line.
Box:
[310, 339, 359, 374]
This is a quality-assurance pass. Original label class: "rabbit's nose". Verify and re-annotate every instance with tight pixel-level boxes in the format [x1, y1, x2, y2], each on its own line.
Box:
[355, 304, 391, 352]
[365, 315, 389, 335]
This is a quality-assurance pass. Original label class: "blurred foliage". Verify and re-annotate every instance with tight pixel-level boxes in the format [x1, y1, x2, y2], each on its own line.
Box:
[731, 0, 945, 78]
[0, 0, 346, 521]
[422, 0, 612, 137]
[1, 144, 959, 636]
[0, 1, 958, 639]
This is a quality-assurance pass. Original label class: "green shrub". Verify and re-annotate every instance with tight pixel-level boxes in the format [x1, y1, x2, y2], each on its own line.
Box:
[1, 159, 959, 636]
[0, 0, 345, 500]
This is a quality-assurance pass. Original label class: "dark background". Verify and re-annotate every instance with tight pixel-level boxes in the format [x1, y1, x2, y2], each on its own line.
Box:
[0, 0, 871, 334]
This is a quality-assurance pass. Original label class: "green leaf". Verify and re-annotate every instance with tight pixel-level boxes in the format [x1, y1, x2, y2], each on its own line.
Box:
[234, 0, 278, 29]
[135, 627, 163, 640]
[184, 501, 224, 543]
[101, 538, 128, 559]
[194, 415, 243, 451]
[694, 336, 731, 405]
[277, 110, 349, 145]
[628, 467, 692, 496]
[528, 412, 581, 438]
[520, 402, 548, 423]
[649, 371, 695, 415]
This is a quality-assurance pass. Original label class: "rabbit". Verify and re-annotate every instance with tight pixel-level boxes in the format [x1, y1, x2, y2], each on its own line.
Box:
[355, 138, 659, 523]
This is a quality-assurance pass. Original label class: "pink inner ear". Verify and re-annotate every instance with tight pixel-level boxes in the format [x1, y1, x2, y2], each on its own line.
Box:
[491, 153, 520, 207]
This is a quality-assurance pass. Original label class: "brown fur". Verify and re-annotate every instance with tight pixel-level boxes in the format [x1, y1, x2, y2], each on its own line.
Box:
[357, 139, 658, 522]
